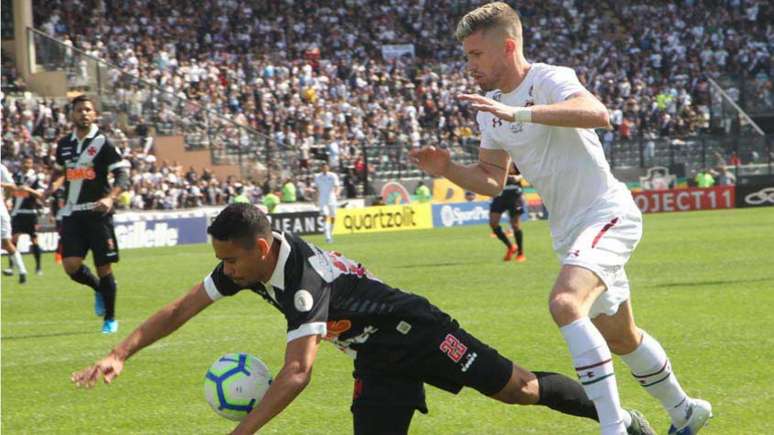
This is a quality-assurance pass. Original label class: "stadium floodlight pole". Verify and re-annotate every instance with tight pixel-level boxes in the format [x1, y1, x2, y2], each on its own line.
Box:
[707, 77, 765, 136]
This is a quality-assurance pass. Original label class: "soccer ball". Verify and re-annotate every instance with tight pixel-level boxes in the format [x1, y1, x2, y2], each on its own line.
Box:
[204, 353, 273, 421]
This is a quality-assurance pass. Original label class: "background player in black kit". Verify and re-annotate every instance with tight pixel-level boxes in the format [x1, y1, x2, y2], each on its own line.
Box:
[489, 164, 525, 262]
[7, 157, 46, 275]
[72, 204, 654, 435]
[48, 95, 130, 334]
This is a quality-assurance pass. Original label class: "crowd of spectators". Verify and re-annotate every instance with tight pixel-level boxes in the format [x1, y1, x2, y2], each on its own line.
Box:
[0, 95, 301, 214]
[30, 0, 771, 153]
[2, 0, 771, 211]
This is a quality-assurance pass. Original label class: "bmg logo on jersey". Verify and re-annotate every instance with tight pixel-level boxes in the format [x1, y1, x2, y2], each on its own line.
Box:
[66, 167, 96, 180]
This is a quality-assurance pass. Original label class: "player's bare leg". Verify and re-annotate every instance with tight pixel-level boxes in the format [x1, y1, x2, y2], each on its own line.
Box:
[594, 302, 712, 433]
[489, 212, 515, 261]
[549, 265, 629, 434]
[492, 364, 602, 418]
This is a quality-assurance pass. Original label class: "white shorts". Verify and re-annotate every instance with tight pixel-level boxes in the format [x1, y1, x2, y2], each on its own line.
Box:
[554, 200, 643, 318]
[1, 202, 11, 240]
[319, 203, 337, 217]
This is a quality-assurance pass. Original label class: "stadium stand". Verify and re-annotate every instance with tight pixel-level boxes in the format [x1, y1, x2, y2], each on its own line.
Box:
[2, 0, 772, 211]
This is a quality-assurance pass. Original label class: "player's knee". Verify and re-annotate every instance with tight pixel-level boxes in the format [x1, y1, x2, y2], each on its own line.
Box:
[63, 259, 82, 276]
[548, 292, 583, 325]
[96, 265, 112, 277]
[496, 371, 538, 405]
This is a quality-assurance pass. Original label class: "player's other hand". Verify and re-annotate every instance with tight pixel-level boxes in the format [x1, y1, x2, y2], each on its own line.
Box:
[94, 196, 114, 214]
[408, 146, 451, 177]
[71, 353, 124, 388]
[459, 94, 516, 122]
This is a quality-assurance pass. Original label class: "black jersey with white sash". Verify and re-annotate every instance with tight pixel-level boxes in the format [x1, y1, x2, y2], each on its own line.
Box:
[11, 170, 44, 216]
[55, 124, 128, 216]
[203, 231, 455, 369]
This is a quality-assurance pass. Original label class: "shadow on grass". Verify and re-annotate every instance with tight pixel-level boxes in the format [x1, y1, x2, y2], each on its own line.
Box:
[2, 330, 96, 340]
[644, 277, 774, 288]
[396, 261, 472, 269]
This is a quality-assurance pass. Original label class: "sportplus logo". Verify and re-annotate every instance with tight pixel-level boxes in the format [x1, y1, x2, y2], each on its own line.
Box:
[745, 187, 774, 205]
[440, 204, 488, 227]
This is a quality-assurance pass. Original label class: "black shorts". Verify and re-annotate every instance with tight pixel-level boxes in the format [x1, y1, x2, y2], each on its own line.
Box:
[11, 214, 38, 236]
[60, 212, 119, 266]
[490, 195, 523, 217]
[351, 325, 513, 432]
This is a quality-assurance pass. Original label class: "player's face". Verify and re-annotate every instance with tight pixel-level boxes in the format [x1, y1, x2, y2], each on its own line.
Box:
[72, 101, 96, 129]
[212, 238, 264, 286]
[22, 158, 33, 171]
[462, 30, 509, 91]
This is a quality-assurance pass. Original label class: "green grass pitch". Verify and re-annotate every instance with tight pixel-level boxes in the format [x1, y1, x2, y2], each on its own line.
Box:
[2, 207, 773, 434]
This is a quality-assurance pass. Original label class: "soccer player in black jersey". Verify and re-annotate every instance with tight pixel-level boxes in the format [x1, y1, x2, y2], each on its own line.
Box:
[489, 163, 525, 262]
[48, 95, 130, 334]
[73, 204, 654, 435]
[9, 157, 46, 275]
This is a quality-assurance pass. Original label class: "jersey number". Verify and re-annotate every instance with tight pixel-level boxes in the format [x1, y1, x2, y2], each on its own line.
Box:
[439, 334, 468, 362]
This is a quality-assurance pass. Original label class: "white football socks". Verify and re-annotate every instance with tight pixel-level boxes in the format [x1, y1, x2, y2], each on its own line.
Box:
[561, 317, 626, 435]
[324, 221, 332, 241]
[620, 330, 693, 427]
[11, 251, 27, 275]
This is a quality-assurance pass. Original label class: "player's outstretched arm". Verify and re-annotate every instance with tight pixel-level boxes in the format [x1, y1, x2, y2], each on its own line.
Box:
[71, 283, 214, 388]
[409, 146, 510, 196]
[44, 167, 65, 198]
[459, 91, 610, 129]
[231, 334, 322, 435]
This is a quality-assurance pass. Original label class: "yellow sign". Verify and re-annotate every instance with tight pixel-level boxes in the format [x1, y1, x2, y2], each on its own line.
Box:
[333, 204, 432, 235]
[431, 178, 491, 203]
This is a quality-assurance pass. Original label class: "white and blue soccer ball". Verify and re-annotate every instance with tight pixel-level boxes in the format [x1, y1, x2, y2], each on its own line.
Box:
[204, 353, 273, 421]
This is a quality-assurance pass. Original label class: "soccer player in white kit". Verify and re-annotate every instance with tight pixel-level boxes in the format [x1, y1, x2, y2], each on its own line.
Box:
[1, 163, 29, 284]
[314, 163, 340, 243]
[410, 3, 711, 435]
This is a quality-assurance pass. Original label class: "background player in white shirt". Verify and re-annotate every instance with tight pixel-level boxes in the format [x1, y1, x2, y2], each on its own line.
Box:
[410, 3, 710, 435]
[1, 163, 29, 283]
[314, 163, 340, 243]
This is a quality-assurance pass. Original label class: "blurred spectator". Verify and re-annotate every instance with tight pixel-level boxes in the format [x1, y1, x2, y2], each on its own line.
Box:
[695, 169, 716, 188]
[281, 179, 297, 203]
[262, 191, 280, 213]
[414, 181, 431, 203]
[714, 166, 736, 186]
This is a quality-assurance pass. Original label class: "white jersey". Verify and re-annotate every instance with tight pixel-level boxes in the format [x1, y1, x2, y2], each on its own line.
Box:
[477, 63, 633, 243]
[0, 163, 14, 202]
[314, 172, 339, 205]
[1, 164, 13, 238]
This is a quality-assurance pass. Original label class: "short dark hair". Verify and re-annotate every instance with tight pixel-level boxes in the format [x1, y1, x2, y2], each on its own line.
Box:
[207, 203, 272, 248]
[71, 94, 95, 109]
[455, 2, 522, 42]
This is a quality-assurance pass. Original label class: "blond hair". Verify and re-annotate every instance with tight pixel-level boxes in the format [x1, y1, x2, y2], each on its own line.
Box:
[455, 2, 522, 42]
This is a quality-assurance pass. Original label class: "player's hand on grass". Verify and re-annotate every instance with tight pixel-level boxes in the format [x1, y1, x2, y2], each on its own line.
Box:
[408, 146, 451, 177]
[71, 353, 124, 388]
[94, 196, 114, 214]
[459, 94, 518, 122]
